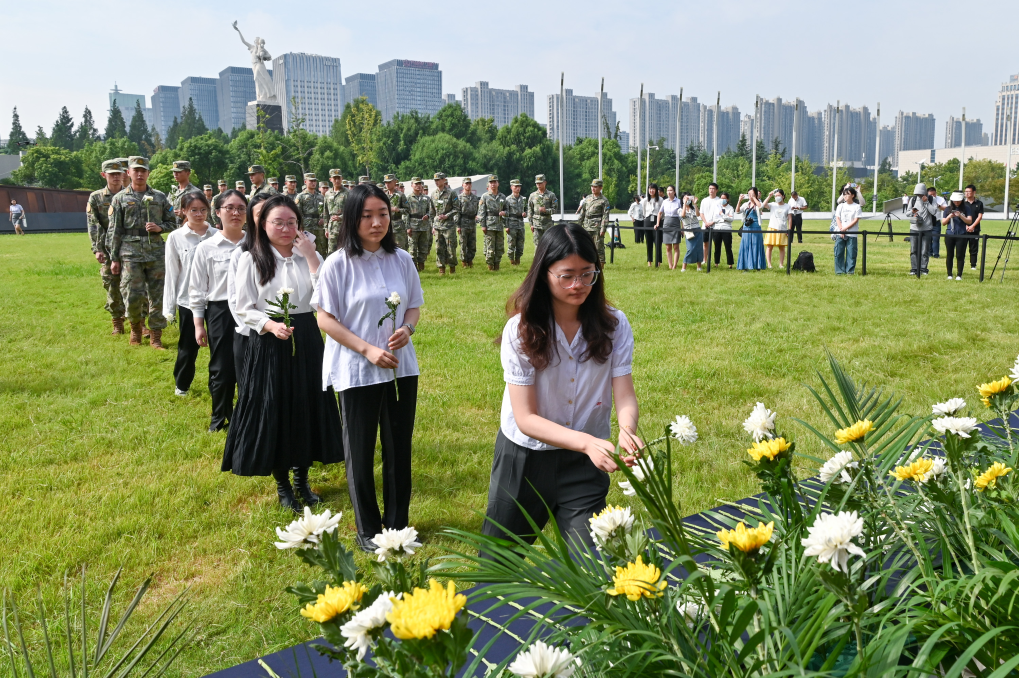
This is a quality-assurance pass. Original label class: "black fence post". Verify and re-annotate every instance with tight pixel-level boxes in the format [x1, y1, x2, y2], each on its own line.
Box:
[861, 231, 867, 276]
[786, 232, 792, 276]
[979, 233, 988, 282]
[609, 220, 616, 265]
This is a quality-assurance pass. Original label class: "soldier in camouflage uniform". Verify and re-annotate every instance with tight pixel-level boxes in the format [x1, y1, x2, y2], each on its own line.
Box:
[282, 175, 299, 200]
[527, 173, 559, 249]
[406, 177, 434, 271]
[384, 174, 408, 251]
[504, 179, 527, 266]
[204, 185, 221, 228]
[168, 160, 202, 225]
[106, 156, 177, 348]
[477, 175, 508, 271]
[269, 177, 279, 192]
[359, 175, 371, 186]
[576, 178, 611, 265]
[296, 173, 327, 258]
[430, 172, 460, 275]
[235, 180, 248, 200]
[457, 178, 480, 267]
[87, 159, 127, 334]
[247, 164, 278, 201]
[214, 180, 227, 208]
[324, 169, 348, 255]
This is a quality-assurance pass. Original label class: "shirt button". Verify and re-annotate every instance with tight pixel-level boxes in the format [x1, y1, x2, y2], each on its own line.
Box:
[568, 400, 573, 404]
[568, 356, 573, 360]
[565, 422, 570, 426]
[570, 378, 574, 382]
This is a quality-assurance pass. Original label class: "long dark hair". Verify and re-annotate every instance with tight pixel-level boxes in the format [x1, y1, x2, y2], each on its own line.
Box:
[508, 223, 617, 370]
[241, 192, 274, 253]
[180, 191, 210, 219]
[249, 194, 303, 285]
[340, 184, 395, 257]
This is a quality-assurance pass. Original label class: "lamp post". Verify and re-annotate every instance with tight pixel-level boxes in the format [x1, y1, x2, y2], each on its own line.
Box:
[959, 107, 966, 190]
[1006, 113, 1014, 219]
[558, 72, 565, 218]
[646, 144, 659, 194]
[791, 100, 798, 192]
[675, 88, 683, 188]
[597, 77, 604, 181]
[751, 94, 759, 188]
[872, 102, 880, 215]
[636, 83, 643, 200]
[829, 101, 840, 213]
[713, 91, 719, 183]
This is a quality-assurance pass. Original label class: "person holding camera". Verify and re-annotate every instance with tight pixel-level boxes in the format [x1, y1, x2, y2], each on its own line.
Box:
[926, 186, 947, 258]
[964, 184, 984, 270]
[679, 192, 702, 272]
[789, 191, 807, 243]
[940, 191, 973, 280]
[906, 182, 937, 276]
[833, 187, 862, 274]
[761, 189, 792, 269]
[736, 188, 766, 270]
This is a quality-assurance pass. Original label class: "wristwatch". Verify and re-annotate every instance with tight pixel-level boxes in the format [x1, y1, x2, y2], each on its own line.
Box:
[401, 323, 415, 335]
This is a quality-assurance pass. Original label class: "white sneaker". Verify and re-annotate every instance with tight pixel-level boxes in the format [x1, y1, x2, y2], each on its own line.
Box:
[947, 276, 953, 280]
[971, 266, 976, 271]
[956, 276, 962, 281]
[175, 388, 188, 397]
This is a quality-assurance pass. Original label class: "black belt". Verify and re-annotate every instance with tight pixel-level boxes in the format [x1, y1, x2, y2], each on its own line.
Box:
[124, 228, 148, 237]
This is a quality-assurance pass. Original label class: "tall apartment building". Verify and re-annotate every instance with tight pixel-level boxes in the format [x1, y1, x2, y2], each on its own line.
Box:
[445, 94, 457, 105]
[216, 66, 258, 134]
[992, 74, 1019, 146]
[740, 114, 754, 147]
[376, 59, 443, 123]
[944, 116, 985, 148]
[343, 73, 377, 109]
[179, 76, 219, 130]
[821, 103, 872, 167]
[627, 93, 701, 155]
[150, 85, 180, 139]
[109, 85, 151, 127]
[877, 125, 896, 166]
[546, 89, 616, 146]
[755, 96, 806, 160]
[271, 53, 343, 134]
[461, 82, 534, 127]
[894, 111, 936, 167]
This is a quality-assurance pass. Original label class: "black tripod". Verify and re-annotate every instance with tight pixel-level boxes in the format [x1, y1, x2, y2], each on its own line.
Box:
[989, 203, 1019, 282]
[878, 212, 896, 242]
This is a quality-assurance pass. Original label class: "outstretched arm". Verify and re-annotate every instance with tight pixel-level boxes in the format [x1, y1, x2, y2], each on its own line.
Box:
[233, 21, 253, 50]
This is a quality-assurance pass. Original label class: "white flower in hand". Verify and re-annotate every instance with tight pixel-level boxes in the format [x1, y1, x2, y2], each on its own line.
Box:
[669, 415, 698, 444]
[818, 451, 857, 485]
[278, 286, 295, 296]
[508, 640, 580, 678]
[387, 291, 401, 306]
[742, 402, 776, 442]
[801, 511, 866, 573]
[932, 416, 979, 438]
[274, 507, 342, 549]
[373, 526, 422, 562]
[340, 591, 398, 660]
[619, 457, 653, 496]
[932, 398, 966, 417]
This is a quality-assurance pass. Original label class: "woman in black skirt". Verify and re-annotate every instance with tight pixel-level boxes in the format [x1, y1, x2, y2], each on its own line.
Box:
[222, 194, 343, 512]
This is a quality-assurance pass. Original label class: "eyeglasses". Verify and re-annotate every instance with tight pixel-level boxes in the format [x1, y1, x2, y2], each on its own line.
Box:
[220, 205, 246, 214]
[187, 207, 208, 215]
[269, 219, 299, 229]
[549, 270, 599, 289]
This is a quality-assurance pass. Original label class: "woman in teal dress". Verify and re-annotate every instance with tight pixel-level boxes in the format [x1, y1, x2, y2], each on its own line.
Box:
[736, 187, 766, 271]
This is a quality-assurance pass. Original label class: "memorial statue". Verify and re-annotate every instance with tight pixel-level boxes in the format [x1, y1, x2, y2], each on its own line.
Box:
[233, 21, 278, 104]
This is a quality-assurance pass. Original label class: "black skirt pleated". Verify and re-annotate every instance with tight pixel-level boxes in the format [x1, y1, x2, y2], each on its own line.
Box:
[222, 312, 344, 476]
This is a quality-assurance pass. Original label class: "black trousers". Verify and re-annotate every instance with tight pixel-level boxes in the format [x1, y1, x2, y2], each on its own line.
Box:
[233, 331, 249, 392]
[633, 218, 644, 243]
[945, 236, 967, 277]
[206, 300, 237, 430]
[340, 376, 418, 539]
[791, 214, 803, 243]
[645, 220, 663, 265]
[967, 229, 980, 267]
[712, 231, 734, 265]
[481, 430, 609, 550]
[174, 306, 200, 392]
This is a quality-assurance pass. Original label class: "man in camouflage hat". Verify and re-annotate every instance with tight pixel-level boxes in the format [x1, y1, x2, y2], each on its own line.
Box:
[203, 184, 221, 228]
[106, 156, 177, 349]
[358, 175, 371, 186]
[296, 173, 327, 257]
[577, 178, 611, 265]
[87, 159, 127, 334]
[247, 164, 277, 200]
[268, 177, 279, 191]
[319, 183, 329, 197]
[527, 173, 559, 249]
[430, 172, 460, 275]
[477, 175, 508, 271]
[235, 180, 248, 199]
[214, 179, 227, 203]
[384, 174, 408, 250]
[457, 178, 480, 267]
[324, 169, 348, 254]
[168, 160, 202, 225]
[406, 177, 434, 271]
[505, 179, 527, 266]
[282, 175, 299, 199]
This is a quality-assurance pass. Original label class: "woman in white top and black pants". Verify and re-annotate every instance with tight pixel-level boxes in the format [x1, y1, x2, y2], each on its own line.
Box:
[482, 222, 642, 550]
[315, 184, 424, 554]
[223, 194, 343, 512]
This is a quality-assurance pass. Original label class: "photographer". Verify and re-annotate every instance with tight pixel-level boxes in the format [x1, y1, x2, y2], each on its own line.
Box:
[964, 184, 984, 270]
[926, 186, 947, 258]
[940, 191, 973, 280]
[906, 182, 937, 276]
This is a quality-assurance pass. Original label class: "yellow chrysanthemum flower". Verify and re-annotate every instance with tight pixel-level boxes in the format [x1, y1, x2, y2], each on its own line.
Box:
[975, 462, 1013, 491]
[606, 555, 667, 601]
[747, 437, 791, 462]
[835, 420, 873, 445]
[717, 521, 774, 553]
[889, 457, 934, 482]
[386, 580, 466, 640]
[299, 580, 367, 623]
[978, 376, 1012, 408]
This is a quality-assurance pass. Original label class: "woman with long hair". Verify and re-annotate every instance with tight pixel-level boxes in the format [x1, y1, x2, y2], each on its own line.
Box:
[315, 184, 424, 554]
[222, 194, 343, 512]
[658, 186, 684, 270]
[641, 184, 663, 267]
[680, 192, 702, 272]
[628, 193, 644, 245]
[761, 188, 792, 269]
[227, 192, 273, 390]
[481, 222, 642, 550]
[941, 191, 973, 280]
[736, 187, 766, 271]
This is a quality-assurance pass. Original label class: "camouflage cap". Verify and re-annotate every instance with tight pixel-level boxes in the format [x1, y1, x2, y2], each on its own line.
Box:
[509, 179, 522, 186]
[127, 156, 149, 170]
[358, 175, 370, 183]
[488, 174, 499, 182]
[235, 180, 246, 188]
[115, 157, 130, 167]
[383, 174, 397, 183]
[329, 169, 343, 178]
[377, 183, 385, 189]
[217, 179, 227, 186]
[535, 174, 547, 183]
[591, 178, 604, 187]
[269, 177, 279, 184]
[433, 171, 446, 180]
[285, 175, 296, 182]
[203, 184, 213, 190]
[171, 160, 191, 172]
[246, 164, 266, 175]
[304, 173, 317, 181]
[101, 159, 124, 174]
[462, 177, 472, 184]
[411, 177, 423, 184]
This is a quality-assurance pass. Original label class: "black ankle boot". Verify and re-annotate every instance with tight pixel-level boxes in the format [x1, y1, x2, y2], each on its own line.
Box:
[272, 468, 304, 514]
[292, 467, 321, 506]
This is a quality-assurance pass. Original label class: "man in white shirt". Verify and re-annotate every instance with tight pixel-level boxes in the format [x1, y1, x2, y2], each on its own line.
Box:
[699, 183, 724, 264]
[789, 191, 808, 243]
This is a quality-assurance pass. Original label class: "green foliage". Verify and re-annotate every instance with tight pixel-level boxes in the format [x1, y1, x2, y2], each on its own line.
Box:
[73, 106, 99, 151]
[77, 138, 140, 190]
[104, 101, 127, 140]
[11, 146, 82, 189]
[147, 165, 175, 194]
[399, 133, 474, 179]
[127, 101, 154, 156]
[176, 133, 229, 188]
[347, 97, 383, 178]
[430, 103, 471, 140]
[6, 106, 29, 152]
[176, 99, 208, 147]
[50, 106, 75, 151]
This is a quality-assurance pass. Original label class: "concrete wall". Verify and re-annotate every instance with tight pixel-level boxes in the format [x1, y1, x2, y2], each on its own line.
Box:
[0, 154, 21, 180]
[0, 212, 86, 233]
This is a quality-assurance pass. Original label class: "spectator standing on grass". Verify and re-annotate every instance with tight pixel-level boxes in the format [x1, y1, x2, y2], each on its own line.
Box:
[906, 182, 936, 276]
[642, 184, 663, 267]
[227, 193, 272, 390]
[9, 199, 25, 235]
[699, 183, 723, 264]
[941, 191, 973, 281]
[711, 192, 736, 268]
[927, 186, 947, 258]
[736, 188, 766, 271]
[761, 189, 792, 269]
[789, 191, 807, 243]
[627, 193, 644, 245]
[659, 186, 684, 270]
[833, 187, 862, 275]
[680, 192, 703, 272]
[964, 184, 984, 271]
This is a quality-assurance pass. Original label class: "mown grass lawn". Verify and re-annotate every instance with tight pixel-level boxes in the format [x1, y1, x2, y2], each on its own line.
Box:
[1, 220, 1017, 675]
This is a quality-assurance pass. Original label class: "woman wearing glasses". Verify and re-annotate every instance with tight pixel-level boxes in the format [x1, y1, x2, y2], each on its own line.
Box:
[223, 194, 343, 513]
[481, 222, 643, 551]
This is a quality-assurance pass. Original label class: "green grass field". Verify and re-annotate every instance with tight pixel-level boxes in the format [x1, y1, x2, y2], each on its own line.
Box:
[2, 220, 1018, 675]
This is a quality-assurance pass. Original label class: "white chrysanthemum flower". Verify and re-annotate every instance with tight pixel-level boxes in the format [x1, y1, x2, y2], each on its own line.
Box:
[278, 286, 295, 296]
[274, 507, 342, 549]
[818, 451, 857, 485]
[589, 505, 634, 548]
[340, 591, 398, 660]
[742, 402, 776, 442]
[923, 457, 947, 482]
[508, 640, 580, 678]
[676, 600, 702, 628]
[387, 291, 401, 305]
[669, 415, 698, 444]
[1010, 355, 1019, 382]
[932, 398, 967, 417]
[373, 526, 422, 562]
[932, 416, 980, 438]
[801, 511, 866, 573]
[618, 458, 653, 496]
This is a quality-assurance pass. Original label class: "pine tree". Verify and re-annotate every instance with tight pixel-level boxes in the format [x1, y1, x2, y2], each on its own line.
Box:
[735, 132, 750, 161]
[7, 107, 29, 151]
[105, 101, 127, 140]
[51, 106, 76, 150]
[755, 137, 768, 163]
[165, 116, 181, 149]
[177, 98, 208, 145]
[74, 106, 99, 150]
[127, 101, 153, 154]
[35, 125, 50, 146]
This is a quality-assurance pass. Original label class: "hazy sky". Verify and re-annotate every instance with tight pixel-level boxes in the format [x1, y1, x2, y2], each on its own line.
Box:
[3, 0, 1014, 149]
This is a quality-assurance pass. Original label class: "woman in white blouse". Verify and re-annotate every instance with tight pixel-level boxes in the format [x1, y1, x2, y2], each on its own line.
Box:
[641, 184, 663, 267]
[658, 186, 684, 270]
[760, 188, 793, 269]
[481, 222, 642, 551]
[222, 194, 343, 513]
[315, 184, 424, 554]
[189, 188, 246, 433]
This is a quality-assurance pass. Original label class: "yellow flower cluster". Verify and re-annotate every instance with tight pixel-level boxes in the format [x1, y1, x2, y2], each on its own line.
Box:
[300, 581, 368, 623]
[717, 521, 774, 553]
[975, 462, 1013, 491]
[747, 438, 791, 462]
[977, 376, 1012, 408]
[606, 556, 667, 601]
[386, 580, 466, 640]
[890, 457, 934, 482]
[835, 420, 873, 445]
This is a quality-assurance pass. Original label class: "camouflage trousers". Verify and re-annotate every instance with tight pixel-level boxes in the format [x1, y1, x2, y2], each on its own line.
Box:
[459, 224, 477, 263]
[483, 228, 505, 266]
[532, 225, 550, 248]
[506, 227, 525, 262]
[327, 218, 342, 255]
[100, 261, 125, 318]
[394, 226, 408, 251]
[434, 227, 458, 267]
[120, 260, 167, 330]
[583, 224, 606, 265]
[408, 230, 432, 267]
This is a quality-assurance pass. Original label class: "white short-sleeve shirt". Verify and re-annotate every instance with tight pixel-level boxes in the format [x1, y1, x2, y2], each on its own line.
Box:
[500, 308, 634, 451]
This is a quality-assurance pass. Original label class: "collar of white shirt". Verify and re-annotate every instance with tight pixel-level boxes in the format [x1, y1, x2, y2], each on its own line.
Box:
[359, 247, 386, 262]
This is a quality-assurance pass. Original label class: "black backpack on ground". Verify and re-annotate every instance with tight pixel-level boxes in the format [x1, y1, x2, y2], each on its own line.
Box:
[793, 251, 815, 272]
